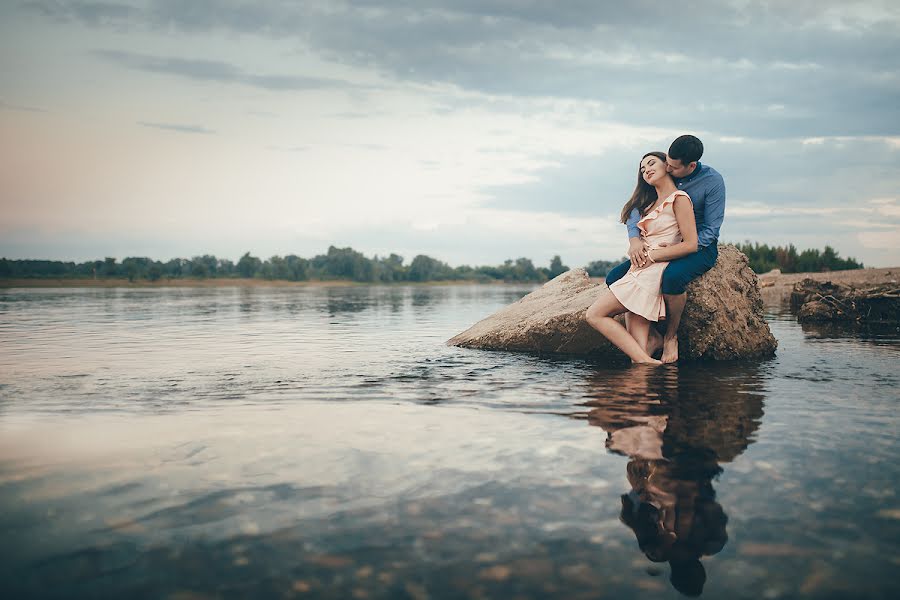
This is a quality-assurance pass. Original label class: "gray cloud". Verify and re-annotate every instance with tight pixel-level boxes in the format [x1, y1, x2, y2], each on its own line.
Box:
[22, 0, 900, 137]
[137, 121, 216, 134]
[93, 49, 362, 91]
[20, 0, 140, 24]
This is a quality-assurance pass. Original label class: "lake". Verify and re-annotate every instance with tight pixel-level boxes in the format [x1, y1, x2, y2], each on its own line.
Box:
[1, 285, 898, 599]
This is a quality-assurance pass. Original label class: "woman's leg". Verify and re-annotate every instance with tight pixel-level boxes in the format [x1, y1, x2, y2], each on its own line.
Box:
[628, 313, 652, 354]
[586, 293, 662, 365]
[628, 313, 663, 358]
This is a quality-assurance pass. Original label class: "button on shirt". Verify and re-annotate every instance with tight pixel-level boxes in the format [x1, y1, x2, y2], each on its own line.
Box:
[626, 163, 726, 249]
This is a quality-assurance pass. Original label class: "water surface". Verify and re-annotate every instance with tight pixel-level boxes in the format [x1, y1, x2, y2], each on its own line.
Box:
[1, 286, 898, 599]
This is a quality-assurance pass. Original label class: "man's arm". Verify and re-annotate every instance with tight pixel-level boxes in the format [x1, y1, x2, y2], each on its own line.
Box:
[626, 208, 641, 239]
[697, 178, 725, 248]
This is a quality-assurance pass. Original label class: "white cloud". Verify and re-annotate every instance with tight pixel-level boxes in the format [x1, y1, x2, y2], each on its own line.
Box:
[857, 229, 900, 250]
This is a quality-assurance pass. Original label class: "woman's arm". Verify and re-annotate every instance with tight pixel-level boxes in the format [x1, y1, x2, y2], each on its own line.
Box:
[626, 208, 648, 268]
[647, 196, 698, 263]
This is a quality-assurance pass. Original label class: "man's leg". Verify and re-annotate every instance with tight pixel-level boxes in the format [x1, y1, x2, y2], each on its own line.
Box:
[660, 244, 719, 363]
[605, 259, 631, 287]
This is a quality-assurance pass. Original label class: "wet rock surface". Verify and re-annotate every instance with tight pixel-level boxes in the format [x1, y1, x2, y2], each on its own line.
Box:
[790, 279, 900, 323]
[448, 244, 777, 361]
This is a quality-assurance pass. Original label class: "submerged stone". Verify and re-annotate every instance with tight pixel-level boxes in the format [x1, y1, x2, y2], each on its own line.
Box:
[447, 244, 777, 361]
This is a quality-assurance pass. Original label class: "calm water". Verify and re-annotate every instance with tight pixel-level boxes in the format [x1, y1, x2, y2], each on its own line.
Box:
[0, 285, 898, 599]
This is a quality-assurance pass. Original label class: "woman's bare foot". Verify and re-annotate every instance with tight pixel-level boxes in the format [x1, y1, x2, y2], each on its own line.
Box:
[632, 357, 663, 365]
[661, 337, 678, 363]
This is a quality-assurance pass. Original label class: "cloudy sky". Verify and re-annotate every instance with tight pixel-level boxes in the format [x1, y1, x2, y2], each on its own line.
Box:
[2, 0, 899, 268]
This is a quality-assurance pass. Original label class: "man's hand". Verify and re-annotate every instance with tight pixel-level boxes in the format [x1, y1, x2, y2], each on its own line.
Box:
[628, 237, 649, 269]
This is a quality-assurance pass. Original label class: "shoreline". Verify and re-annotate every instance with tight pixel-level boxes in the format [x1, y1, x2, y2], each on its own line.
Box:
[757, 266, 898, 304]
[2, 267, 896, 293]
[0, 277, 538, 288]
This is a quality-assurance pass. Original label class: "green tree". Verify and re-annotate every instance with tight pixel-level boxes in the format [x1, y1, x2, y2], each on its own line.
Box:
[237, 252, 262, 278]
[547, 255, 569, 279]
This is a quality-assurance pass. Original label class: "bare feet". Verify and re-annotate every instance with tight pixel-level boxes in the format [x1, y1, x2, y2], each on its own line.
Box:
[632, 357, 663, 365]
[661, 337, 678, 363]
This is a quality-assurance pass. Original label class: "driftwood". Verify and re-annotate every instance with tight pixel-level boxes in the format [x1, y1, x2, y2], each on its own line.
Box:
[790, 278, 900, 323]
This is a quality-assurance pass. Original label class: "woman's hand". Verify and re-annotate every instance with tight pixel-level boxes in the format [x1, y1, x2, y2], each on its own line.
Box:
[628, 237, 648, 269]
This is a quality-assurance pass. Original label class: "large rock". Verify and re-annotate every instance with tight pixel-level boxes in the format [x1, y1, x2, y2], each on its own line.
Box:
[448, 244, 777, 361]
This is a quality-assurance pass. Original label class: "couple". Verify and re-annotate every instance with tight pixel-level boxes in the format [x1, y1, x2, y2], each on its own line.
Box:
[586, 135, 725, 365]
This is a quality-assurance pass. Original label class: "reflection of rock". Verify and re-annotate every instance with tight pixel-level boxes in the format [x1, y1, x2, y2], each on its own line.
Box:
[790, 278, 900, 323]
[448, 245, 777, 361]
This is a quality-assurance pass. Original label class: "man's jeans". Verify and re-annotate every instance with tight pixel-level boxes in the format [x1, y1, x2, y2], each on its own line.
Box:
[605, 243, 719, 295]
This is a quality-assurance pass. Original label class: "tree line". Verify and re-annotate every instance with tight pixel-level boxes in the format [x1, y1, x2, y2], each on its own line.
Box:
[734, 242, 863, 274]
[0, 243, 863, 284]
[0, 247, 607, 283]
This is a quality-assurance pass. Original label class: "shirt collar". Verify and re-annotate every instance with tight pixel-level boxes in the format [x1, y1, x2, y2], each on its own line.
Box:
[675, 161, 703, 183]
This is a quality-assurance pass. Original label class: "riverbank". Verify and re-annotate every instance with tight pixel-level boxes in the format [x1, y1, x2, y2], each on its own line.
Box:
[757, 267, 899, 304]
[3, 267, 897, 294]
[0, 277, 533, 288]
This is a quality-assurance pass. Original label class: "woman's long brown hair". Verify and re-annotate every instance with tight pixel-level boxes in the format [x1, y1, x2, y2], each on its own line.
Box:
[620, 151, 667, 224]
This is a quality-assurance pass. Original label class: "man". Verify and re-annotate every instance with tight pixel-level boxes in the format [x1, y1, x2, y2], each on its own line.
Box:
[605, 135, 725, 363]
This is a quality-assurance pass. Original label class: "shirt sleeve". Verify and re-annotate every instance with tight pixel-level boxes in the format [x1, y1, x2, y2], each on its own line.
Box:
[626, 207, 641, 239]
[697, 177, 726, 247]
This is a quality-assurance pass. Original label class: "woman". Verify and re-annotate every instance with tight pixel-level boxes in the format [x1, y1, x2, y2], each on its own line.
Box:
[585, 151, 698, 364]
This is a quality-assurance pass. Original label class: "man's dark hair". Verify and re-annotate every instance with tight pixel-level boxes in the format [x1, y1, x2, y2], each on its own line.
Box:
[668, 135, 704, 165]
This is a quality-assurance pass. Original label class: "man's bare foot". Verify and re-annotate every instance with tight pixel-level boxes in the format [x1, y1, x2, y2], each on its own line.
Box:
[646, 329, 664, 359]
[661, 337, 678, 363]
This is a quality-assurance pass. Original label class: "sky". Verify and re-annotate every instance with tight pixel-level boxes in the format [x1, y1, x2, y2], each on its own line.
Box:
[1, 0, 899, 268]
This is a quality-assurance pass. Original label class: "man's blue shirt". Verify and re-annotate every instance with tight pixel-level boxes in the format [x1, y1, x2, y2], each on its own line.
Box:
[626, 163, 725, 248]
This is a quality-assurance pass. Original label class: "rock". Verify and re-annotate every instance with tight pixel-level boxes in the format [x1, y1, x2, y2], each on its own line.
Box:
[447, 244, 777, 361]
[790, 278, 900, 323]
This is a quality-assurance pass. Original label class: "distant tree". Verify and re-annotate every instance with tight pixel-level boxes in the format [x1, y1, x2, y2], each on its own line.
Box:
[408, 255, 441, 281]
[189, 255, 218, 278]
[375, 253, 405, 282]
[121, 257, 153, 282]
[585, 258, 624, 278]
[101, 257, 118, 278]
[284, 254, 309, 281]
[237, 252, 262, 278]
[147, 263, 163, 281]
[547, 255, 569, 279]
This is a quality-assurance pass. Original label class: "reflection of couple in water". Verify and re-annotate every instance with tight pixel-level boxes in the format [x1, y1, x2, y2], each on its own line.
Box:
[586, 135, 726, 365]
[583, 364, 764, 596]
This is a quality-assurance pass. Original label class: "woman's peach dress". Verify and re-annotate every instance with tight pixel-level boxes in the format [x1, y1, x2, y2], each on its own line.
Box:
[609, 190, 691, 321]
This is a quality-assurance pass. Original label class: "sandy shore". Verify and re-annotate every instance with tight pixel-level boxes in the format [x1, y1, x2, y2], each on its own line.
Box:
[758, 267, 899, 304]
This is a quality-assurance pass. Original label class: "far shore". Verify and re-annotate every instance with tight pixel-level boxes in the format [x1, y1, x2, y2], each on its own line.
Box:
[0, 277, 535, 288]
[2, 267, 896, 295]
